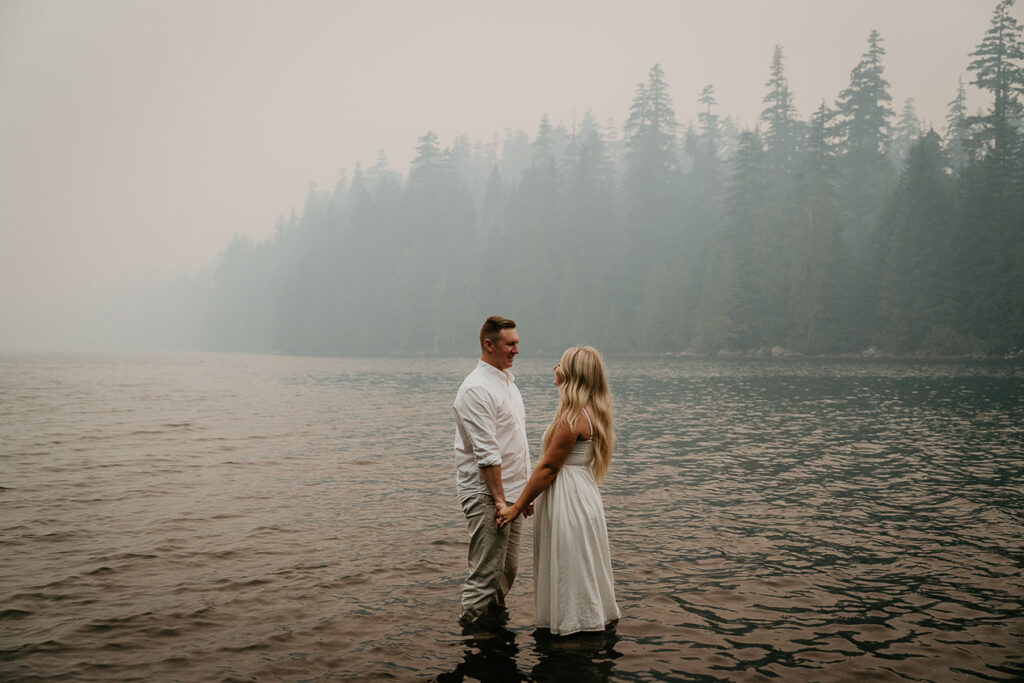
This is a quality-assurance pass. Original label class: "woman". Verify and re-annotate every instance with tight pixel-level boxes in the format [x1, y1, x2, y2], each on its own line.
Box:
[497, 346, 620, 635]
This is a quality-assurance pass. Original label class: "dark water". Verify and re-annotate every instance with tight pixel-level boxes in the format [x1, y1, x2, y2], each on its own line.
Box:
[1, 353, 1022, 681]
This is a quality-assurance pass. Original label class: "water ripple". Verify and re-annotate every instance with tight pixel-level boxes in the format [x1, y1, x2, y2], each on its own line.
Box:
[0, 354, 1021, 681]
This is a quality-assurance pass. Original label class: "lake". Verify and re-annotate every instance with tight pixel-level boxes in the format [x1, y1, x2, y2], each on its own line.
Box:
[1, 353, 1022, 681]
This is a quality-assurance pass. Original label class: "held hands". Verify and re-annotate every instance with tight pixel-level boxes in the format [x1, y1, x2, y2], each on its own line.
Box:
[495, 502, 534, 528]
[496, 503, 519, 528]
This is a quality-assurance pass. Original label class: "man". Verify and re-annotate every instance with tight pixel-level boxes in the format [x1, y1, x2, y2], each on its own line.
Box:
[452, 315, 531, 624]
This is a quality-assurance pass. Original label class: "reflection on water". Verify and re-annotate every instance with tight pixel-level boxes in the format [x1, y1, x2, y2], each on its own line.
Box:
[531, 626, 620, 682]
[441, 623, 525, 683]
[438, 614, 621, 682]
[0, 354, 1021, 681]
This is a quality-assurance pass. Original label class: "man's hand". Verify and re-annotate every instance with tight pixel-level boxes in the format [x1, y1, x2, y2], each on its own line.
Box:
[496, 503, 520, 528]
[523, 502, 535, 518]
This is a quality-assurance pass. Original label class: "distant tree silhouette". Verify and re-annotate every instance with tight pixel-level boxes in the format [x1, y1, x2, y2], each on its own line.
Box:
[198, 4, 1024, 358]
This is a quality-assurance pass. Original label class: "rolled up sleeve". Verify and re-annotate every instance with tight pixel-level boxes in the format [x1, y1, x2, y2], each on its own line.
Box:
[455, 386, 503, 468]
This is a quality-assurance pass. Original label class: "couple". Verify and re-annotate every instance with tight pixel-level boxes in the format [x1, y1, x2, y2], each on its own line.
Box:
[452, 315, 619, 636]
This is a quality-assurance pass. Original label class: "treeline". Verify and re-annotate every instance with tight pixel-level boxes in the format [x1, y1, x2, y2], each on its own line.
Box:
[203, 2, 1024, 357]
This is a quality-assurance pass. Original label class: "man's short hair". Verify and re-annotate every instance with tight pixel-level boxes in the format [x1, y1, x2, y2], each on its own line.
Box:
[480, 315, 516, 347]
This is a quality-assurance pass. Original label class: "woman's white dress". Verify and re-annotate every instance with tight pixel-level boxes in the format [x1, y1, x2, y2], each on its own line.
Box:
[533, 411, 620, 635]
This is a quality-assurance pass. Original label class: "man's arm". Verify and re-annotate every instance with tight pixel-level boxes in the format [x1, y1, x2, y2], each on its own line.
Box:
[479, 463, 507, 513]
[455, 386, 507, 513]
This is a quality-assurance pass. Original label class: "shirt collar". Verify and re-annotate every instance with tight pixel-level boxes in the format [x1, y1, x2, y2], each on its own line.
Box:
[477, 358, 514, 383]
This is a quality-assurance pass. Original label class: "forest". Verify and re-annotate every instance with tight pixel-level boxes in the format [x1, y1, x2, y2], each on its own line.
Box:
[201, 1, 1024, 358]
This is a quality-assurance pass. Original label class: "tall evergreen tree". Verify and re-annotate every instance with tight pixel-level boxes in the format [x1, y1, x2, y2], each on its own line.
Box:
[695, 130, 769, 353]
[757, 46, 805, 346]
[967, 0, 1024, 169]
[962, 0, 1024, 351]
[698, 86, 719, 142]
[447, 134, 474, 191]
[685, 84, 723, 206]
[760, 45, 801, 171]
[891, 98, 924, 165]
[944, 76, 974, 170]
[788, 102, 847, 352]
[624, 64, 679, 199]
[875, 130, 960, 352]
[529, 114, 559, 186]
[834, 30, 897, 347]
[836, 30, 894, 159]
[568, 111, 614, 236]
[410, 131, 444, 185]
[621, 65, 682, 345]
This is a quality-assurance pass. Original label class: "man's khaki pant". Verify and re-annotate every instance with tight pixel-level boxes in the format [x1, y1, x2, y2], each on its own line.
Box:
[460, 493, 522, 622]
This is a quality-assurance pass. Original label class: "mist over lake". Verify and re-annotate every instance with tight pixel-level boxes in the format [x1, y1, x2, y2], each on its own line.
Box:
[3, 2, 1021, 357]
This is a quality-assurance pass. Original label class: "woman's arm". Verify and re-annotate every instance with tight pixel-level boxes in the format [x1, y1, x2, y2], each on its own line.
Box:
[496, 420, 578, 527]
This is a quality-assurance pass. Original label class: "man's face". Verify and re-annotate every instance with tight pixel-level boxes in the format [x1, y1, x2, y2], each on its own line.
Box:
[486, 328, 520, 371]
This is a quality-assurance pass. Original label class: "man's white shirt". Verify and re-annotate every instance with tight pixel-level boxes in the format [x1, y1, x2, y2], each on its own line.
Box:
[453, 360, 530, 503]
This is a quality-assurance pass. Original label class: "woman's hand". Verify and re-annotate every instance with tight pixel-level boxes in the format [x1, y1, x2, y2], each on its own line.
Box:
[496, 503, 521, 528]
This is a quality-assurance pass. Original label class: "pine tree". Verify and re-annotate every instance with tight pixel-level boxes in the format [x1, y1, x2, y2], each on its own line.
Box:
[836, 30, 894, 159]
[891, 99, 924, 165]
[622, 65, 683, 333]
[698, 85, 719, 143]
[757, 46, 806, 348]
[410, 131, 444, 185]
[834, 30, 897, 347]
[703, 130, 769, 352]
[447, 134, 474, 191]
[760, 45, 801, 171]
[962, 0, 1024, 352]
[685, 84, 723, 204]
[789, 102, 847, 352]
[367, 150, 402, 193]
[944, 76, 974, 170]
[529, 113, 559, 186]
[967, 0, 1024, 168]
[569, 111, 614, 233]
[804, 102, 842, 175]
[624, 64, 679, 191]
[875, 130, 960, 352]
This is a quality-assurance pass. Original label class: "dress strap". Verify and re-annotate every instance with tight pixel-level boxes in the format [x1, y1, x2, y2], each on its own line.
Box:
[581, 408, 594, 439]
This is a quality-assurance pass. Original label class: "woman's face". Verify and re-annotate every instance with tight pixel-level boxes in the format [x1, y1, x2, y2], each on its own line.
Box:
[553, 361, 565, 386]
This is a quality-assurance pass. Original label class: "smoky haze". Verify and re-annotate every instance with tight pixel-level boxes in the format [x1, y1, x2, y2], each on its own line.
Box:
[1, 0, 1021, 355]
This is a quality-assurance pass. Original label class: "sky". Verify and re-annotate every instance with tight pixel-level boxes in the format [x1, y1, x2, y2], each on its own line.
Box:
[0, 0, 1018, 350]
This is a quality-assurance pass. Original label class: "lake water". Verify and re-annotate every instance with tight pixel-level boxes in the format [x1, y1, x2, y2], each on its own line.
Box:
[1, 353, 1022, 681]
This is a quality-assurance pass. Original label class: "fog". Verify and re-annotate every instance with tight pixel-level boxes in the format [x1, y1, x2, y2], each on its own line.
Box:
[1, 0, 1021, 355]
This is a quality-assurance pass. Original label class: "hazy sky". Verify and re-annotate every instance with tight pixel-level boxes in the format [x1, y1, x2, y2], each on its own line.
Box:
[0, 0, 1017, 349]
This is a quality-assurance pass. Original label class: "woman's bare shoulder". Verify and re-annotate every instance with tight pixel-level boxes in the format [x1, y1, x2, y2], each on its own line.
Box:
[549, 417, 581, 444]
[570, 409, 593, 440]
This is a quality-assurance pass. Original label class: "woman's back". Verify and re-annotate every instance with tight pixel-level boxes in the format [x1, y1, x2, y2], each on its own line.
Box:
[562, 408, 595, 468]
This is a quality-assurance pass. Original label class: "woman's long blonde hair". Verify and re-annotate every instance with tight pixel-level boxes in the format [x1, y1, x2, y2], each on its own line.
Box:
[542, 346, 615, 483]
